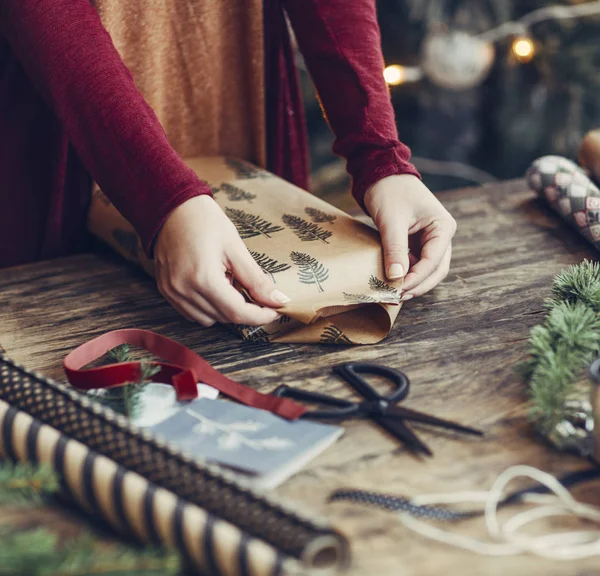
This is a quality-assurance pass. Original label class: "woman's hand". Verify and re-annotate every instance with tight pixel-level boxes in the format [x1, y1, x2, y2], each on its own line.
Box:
[364, 174, 457, 301]
[154, 195, 289, 326]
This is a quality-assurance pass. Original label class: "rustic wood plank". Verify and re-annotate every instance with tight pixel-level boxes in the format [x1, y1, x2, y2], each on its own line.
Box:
[1, 179, 600, 575]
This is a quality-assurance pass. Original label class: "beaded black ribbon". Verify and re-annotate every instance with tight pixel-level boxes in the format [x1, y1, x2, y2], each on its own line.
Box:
[329, 489, 477, 522]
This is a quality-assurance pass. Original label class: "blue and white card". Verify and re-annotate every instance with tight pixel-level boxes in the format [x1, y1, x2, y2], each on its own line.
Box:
[144, 397, 344, 489]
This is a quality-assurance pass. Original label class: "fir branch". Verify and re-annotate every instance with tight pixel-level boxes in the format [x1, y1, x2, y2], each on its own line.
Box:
[106, 343, 132, 363]
[290, 251, 329, 292]
[521, 260, 600, 436]
[304, 207, 337, 224]
[234, 325, 272, 343]
[0, 462, 59, 506]
[369, 275, 399, 296]
[0, 528, 180, 576]
[282, 214, 332, 244]
[343, 293, 377, 304]
[225, 208, 284, 239]
[250, 251, 291, 283]
[225, 158, 270, 179]
[320, 325, 352, 345]
[220, 183, 256, 203]
[549, 260, 600, 313]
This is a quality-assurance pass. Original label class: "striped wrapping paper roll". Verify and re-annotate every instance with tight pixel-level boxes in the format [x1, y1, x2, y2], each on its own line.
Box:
[0, 399, 301, 576]
[0, 353, 349, 572]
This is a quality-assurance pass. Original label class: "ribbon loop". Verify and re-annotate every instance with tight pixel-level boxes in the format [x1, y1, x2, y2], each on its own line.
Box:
[63, 329, 307, 419]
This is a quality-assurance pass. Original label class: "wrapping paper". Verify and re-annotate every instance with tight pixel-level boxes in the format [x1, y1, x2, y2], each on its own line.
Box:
[0, 353, 349, 572]
[0, 400, 299, 576]
[88, 157, 403, 344]
[526, 155, 600, 251]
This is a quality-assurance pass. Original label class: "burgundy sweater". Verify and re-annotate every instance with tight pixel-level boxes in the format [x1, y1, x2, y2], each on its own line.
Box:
[0, 0, 419, 269]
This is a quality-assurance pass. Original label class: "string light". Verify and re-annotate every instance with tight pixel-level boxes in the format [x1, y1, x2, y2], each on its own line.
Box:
[383, 65, 423, 86]
[511, 37, 535, 63]
[384, 65, 405, 85]
[385, 1, 600, 90]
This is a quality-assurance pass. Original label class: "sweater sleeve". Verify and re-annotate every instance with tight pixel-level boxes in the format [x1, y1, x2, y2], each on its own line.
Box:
[0, 0, 211, 256]
[283, 0, 421, 210]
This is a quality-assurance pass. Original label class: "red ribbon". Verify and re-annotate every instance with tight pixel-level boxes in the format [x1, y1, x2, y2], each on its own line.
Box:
[63, 329, 306, 420]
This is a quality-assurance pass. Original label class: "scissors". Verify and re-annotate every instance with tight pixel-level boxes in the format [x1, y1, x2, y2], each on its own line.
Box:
[272, 362, 483, 456]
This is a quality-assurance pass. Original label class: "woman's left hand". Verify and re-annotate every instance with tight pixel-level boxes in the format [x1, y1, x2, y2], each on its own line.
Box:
[364, 174, 457, 301]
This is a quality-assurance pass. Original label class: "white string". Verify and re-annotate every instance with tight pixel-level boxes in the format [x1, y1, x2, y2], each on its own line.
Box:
[397, 465, 600, 560]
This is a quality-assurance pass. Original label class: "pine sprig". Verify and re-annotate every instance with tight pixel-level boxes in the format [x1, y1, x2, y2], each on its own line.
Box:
[320, 325, 352, 345]
[343, 293, 377, 304]
[250, 251, 291, 282]
[225, 208, 284, 239]
[304, 207, 337, 224]
[522, 260, 600, 435]
[225, 157, 269, 179]
[282, 214, 332, 244]
[369, 275, 399, 296]
[0, 462, 59, 506]
[290, 251, 329, 292]
[549, 260, 600, 313]
[0, 527, 180, 576]
[220, 183, 256, 203]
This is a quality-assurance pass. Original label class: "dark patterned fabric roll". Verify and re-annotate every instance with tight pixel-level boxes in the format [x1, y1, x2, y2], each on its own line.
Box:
[0, 353, 349, 571]
[0, 399, 295, 576]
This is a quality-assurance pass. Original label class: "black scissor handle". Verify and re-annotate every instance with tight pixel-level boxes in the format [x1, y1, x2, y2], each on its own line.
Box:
[333, 363, 410, 403]
[271, 384, 358, 419]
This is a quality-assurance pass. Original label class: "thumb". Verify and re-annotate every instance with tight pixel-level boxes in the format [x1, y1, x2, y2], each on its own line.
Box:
[378, 215, 411, 281]
[228, 244, 291, 308]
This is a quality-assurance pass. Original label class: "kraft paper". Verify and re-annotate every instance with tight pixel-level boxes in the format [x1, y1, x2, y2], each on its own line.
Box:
[88, 157, 403, 344]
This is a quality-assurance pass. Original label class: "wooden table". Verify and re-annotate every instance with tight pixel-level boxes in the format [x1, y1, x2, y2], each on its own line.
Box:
[1, 179, 599, 576]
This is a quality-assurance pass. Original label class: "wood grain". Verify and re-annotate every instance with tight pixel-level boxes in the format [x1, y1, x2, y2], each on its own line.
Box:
[2, 179, 600, 575]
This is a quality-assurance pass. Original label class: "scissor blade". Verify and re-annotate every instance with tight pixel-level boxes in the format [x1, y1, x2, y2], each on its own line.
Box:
[385, 405, 483, 436]
[374, 415, 433, 456]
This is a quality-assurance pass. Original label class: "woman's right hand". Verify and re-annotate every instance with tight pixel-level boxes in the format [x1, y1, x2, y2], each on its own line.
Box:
[154, 195, 290, 327]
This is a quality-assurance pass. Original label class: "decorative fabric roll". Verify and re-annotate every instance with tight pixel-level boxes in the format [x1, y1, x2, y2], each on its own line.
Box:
[526, 155, 600, 251]
[87, 156, 403, 345]
[0, 353, 349, 571]
[0, 399, 301, 576]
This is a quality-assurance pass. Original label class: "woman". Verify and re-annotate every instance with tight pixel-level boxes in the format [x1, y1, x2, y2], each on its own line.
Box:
[0, 0, 456, 327]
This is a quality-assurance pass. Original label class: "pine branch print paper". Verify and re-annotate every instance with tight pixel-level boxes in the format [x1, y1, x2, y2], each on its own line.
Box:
[290, 251, 329, 293]
[225, 208, 284, 239]
[87, 156, 405, 345]
[282, 214, 332, 244]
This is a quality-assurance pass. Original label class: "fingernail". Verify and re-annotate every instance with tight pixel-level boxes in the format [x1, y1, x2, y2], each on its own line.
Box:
[401, 293, 413, 302]
[388, 264, 404, 279]
[271, 289, 291, 304]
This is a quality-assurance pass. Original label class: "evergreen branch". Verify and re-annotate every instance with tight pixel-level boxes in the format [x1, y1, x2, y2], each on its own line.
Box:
[290, 251, 329, 292]
[250, 251, 291, 283]
[0, 528, 180, 576]
[225, 208, 284, 239]
[0, 462, 59, 506]
[282, 214, 332, 244]
[320, 325, 352, 345]
[369, 275, 399, 295]
[234, 325, 273, 343]
[521, 261, 600, 436]
[304, 207, 337, 224]
[225, 158, 270, 179]
[220, 183, 256, 203]
[106, 344, 132, 363]
[343, 293, 377, 304]
[549, 260, 600, 313]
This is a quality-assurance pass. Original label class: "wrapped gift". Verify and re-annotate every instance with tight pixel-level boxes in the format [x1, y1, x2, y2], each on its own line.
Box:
[88, 157, 403, 345]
